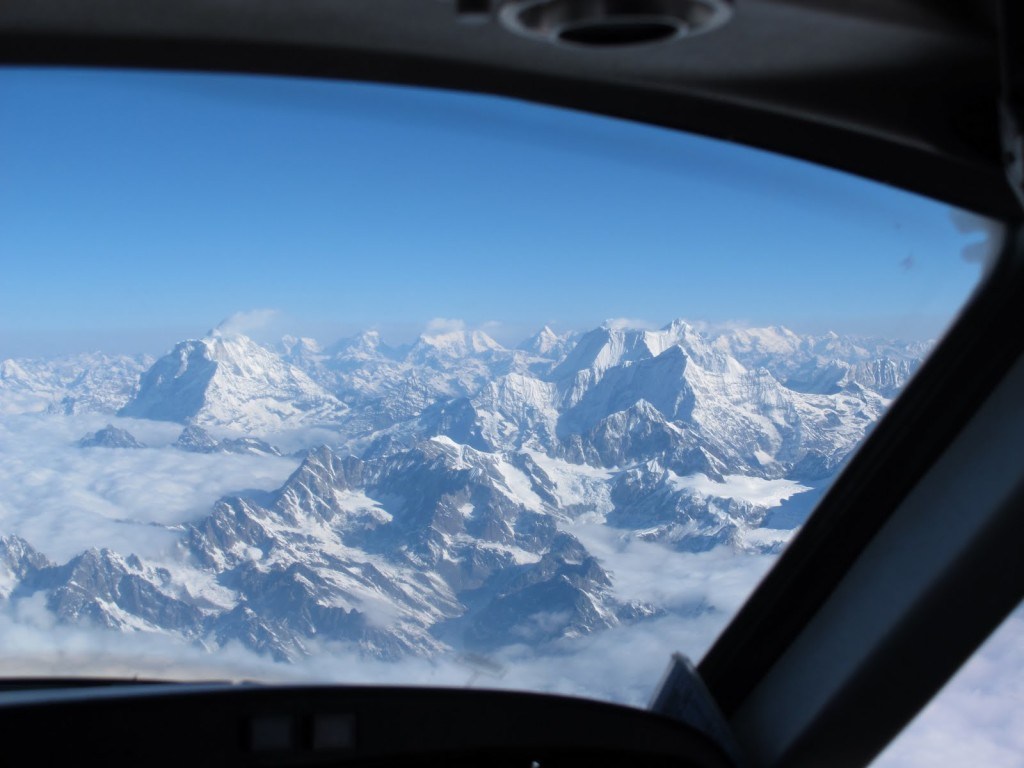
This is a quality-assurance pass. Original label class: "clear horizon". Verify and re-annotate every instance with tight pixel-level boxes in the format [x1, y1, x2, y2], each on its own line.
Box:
[0, 67, 1000, 358]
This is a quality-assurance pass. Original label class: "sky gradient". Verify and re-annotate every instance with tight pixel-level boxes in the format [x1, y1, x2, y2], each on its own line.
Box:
[0, 67, 996, 356]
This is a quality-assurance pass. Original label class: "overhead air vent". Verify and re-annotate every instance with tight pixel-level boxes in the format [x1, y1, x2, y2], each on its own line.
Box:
[499, 0, 733, 47]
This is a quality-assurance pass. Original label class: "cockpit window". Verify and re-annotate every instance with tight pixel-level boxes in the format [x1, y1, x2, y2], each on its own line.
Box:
[0, 67, 995, 701]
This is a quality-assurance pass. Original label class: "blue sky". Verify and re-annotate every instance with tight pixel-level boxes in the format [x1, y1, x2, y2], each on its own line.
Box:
[0, 67, 994, 356]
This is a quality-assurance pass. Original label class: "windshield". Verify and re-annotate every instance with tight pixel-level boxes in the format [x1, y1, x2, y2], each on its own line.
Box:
[0, 68, 995, 702]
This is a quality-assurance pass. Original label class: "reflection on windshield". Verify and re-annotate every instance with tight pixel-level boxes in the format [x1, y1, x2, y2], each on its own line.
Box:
[0, 68, 987, 706]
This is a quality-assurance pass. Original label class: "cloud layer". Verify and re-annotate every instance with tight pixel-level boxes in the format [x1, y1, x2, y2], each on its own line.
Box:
[1, 411, 1019, 767]
[424, 317, 467, 335]
[215, 309, 282, 337]
[0, 413, 299, 560]
[875, 608, 1024, 768]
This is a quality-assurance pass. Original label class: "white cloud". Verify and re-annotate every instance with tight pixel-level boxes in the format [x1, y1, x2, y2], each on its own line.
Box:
[0, 589, 752, 708]
[567, 520, 776, 614]
[0, 413, 299, 561]
[603, 317, 658, 331]
[423, 317, 466, 335]
[875, 607, 1024, 768]
[0, 596, 292, 682]
[215, 309, 281, 337]
[2, 583, 1017, 763]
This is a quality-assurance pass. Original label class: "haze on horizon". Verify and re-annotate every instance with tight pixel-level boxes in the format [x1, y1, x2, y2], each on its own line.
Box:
[0, 311, 962, 360]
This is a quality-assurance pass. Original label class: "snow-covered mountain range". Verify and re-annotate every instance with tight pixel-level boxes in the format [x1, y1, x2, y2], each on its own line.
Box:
[0, 320, 927, 664]
[0, 352, 152, 416]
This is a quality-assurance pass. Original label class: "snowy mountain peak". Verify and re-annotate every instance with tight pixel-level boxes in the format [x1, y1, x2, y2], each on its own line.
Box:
[518, 326, 561, 356]
[412, 329, 505, 360]
[78, 425, 146, 449]
[119, 332, 346, 433]
[0, 352, 152, 416]
[327, 329, 385, 358]
[279, 334, 321, 358]
[659, 318, 700, 344]
[0, 359, 31, 384]
[550, 320, 740, 396]
[351, 329, 382, 350]
[174, 425, 221, 452]
[712, 326, 804, 359]
[553, 326, 652, 381]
